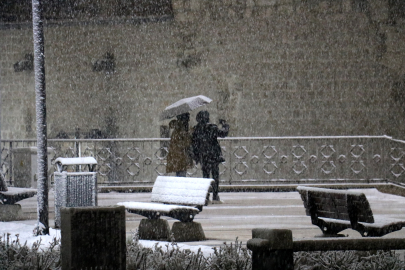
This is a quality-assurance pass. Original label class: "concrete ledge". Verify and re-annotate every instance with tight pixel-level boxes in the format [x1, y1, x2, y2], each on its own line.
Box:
[138, 219, 171, 240]
[252, 228, 293, 250]
[375, 183, 405, 197]
[294, 237, 405, 252]
[171, 221, 206, 242]
[248, 229, 294, 270]
[0, 204, 22, 221]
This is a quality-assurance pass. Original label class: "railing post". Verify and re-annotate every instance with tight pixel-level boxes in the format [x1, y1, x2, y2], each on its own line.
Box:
[247, 229, 293, 270]
[9, 141, 13, 186]
[384, 136, 389, 183]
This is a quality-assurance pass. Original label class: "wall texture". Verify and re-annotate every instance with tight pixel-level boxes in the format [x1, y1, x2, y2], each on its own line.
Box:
[1, 0, 405, 139]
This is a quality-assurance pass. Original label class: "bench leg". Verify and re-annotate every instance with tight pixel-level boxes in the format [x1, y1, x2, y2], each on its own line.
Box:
[0, 204, 23, 221]
[171, 222, 206, 242]
[138, 219, 171, 240]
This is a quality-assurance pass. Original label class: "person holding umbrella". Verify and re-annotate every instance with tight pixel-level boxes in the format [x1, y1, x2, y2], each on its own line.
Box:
[192, 111, 229, 202]
[166, 112, 193, 177]
[161, 95, 213, 177]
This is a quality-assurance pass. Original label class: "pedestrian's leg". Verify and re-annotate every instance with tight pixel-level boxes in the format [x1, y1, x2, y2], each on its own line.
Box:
[202, 162, 210, 178]
[176, 171, 187, 177]
[202, 162, 215, 200]
[212, 163, 220, 201]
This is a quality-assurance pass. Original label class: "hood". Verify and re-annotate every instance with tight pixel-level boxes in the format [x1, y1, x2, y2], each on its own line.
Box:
[196, 110, 209, 125]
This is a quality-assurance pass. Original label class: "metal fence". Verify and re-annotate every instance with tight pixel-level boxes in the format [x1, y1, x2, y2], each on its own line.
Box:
[2, 135, 405, 186]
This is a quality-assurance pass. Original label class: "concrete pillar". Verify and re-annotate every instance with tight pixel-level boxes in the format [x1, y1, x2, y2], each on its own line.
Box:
[171, 221, 206, 242]
[61, 206, 126, 270]
[0, 204, 22, 221]
[247, 229, 293, 270]
[138, 219, 171, 240]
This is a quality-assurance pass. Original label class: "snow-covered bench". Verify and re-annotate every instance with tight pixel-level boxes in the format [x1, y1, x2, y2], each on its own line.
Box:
[297, 186, 405, 237]
[0, 172, 36, 221]
[118, 176, 214, 242]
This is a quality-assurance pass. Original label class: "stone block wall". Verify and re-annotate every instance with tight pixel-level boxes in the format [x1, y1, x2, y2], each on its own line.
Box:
[1, 0, 405, 139]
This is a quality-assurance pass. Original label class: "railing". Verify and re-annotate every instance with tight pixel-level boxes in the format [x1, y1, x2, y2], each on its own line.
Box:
[2, 135, 405, 186]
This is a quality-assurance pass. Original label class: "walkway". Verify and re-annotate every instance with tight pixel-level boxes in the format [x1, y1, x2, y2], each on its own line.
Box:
[16, 188, 405, 247]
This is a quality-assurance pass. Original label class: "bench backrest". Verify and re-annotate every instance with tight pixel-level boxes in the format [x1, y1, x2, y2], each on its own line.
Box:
[151, 176, 214, 206]
[0, 172, 8, 192]
[297, 186, 374, 223]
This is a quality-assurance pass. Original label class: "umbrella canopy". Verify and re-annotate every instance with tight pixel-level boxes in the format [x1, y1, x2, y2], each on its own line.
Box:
[160, 95, 212, 120]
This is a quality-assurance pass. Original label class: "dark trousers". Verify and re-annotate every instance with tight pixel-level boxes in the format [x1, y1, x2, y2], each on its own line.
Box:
[176, 171, 187, 177]
[202, 162, 220, 200]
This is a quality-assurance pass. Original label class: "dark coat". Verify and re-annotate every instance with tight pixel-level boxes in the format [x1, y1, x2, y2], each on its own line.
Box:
[192, 117, 229, 165]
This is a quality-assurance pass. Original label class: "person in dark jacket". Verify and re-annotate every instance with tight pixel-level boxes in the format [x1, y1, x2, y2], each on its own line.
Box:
[192, 110, 229, 201]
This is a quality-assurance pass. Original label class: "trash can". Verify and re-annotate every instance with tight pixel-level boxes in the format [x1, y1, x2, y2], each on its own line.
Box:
[54, 157, 98, 228]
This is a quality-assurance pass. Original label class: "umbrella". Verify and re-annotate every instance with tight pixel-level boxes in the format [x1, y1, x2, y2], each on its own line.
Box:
[160, 95, 212, 120]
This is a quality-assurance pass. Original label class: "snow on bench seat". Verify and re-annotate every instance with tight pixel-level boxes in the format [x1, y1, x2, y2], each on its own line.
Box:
[118, 176, 214, 222]
[0, 187, 37, 205]
[359, 216, 405, 228]
[319, 217, 352, 226]
[118, 202, 199, 213]
[0, 172, 37, 205]
[117, 202, 200, 221]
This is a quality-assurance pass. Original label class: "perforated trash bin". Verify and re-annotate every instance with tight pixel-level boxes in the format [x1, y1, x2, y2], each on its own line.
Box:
[54, 157, 97, 228]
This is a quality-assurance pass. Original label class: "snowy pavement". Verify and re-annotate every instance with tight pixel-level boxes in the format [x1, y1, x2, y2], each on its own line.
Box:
[2, 188, 405, 252]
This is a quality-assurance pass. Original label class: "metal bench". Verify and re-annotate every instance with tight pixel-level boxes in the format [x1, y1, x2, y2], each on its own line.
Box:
[297, 186, 405, 237]
[0, 172, 36, 221]
[118, 176, 213, 241]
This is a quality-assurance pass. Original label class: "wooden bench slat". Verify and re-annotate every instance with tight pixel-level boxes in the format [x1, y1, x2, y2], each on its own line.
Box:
[316, 210, 349, 220]
[316, 211, 339, 219]
[312, 198, 347, 208]
[0, 172, 8, 192]
[315, 204, 341, 212]
[312, 193, 347, 200]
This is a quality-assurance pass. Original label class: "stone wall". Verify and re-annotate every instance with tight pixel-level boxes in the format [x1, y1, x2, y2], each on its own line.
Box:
[1, 0, 405, 139]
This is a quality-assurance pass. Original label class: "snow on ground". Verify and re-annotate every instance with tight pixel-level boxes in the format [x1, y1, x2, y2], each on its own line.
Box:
[0, 221, 215, 256]
[138, 240, 215, 256]
[0, 222, 60, 248]
[3, 188, 405, 256]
